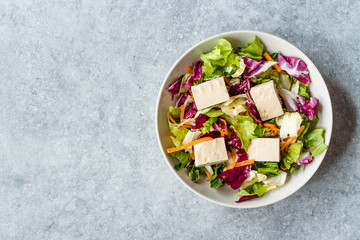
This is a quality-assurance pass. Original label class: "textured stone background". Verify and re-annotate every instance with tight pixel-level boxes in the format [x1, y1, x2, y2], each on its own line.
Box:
[0, 0, 359, 239]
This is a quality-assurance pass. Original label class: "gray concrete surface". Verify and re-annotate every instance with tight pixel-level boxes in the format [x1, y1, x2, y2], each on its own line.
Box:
[0, 0, 359, 239]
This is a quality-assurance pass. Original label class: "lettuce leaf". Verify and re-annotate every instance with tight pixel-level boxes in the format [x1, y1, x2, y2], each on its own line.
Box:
[171, 150, 192, 171]
[282, 142, 303, 169]
[168, 121, 189, 147]
[304, 128, 328, 156]
[186, 163, 201, 183]
[238, 35, 264, 60]
[179, 73, 190, 93]
[236, 183, 268, 197]
[298, 81, 310, 99]
[254, 162, 281, 177]
[200, 117, 218, 133]
[297, 122, 310, 141]
[209, 163, 226, 188]
[204, 109, 224, 117]
[251, 68, 279, 85]
[168, 106, 181, 120]
[223, 115, 257, 151]
[200, 38, 233, 77]
[284, 142, 303, 163]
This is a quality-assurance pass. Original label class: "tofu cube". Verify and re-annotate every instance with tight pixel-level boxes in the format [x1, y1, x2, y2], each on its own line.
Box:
[191, 77, 230, 110]
[280, 112, 303, 138]
[194, 137, 228, 167]
[250, 80, 284, 121]
[248, 138, 280, 162]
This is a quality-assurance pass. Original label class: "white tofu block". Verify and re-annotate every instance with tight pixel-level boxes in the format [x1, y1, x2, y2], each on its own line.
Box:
[250, 80, 284, 121]
[191, 77, 230, 110]
[280, 112, 303, 138]
[194, 137, 228, 167]
[248, 138, 280, 162]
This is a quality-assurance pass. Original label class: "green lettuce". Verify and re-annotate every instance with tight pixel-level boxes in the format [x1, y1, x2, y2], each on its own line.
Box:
[238, 35, 264, 60]
[223, 114, 257, 150]
[282, 142, 303, 169]
[201, 117, 218, 133]
[186, 164, 201, 183]
[253, 125, 270, 137]
[297, 122, 310, 141]
[209, 163, 226, 188]
[304, 128, 328, 156]
[255, 162, 281, 177]
[298, 82, 310, 99]
[268, 52, 278, 61]
[179, 73, 190, 93]
[171, 150, 191, 171]
[204, 109, 224, 117]
[168, 106, 181, 120]
[200, 38, 236, 77]
[251, 68, 279, 85]
[236, 183, 268, 197]
[168, 121, 189, 147]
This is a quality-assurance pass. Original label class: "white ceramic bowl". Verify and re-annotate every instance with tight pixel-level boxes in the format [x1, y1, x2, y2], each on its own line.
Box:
[155, 31, 332, 208]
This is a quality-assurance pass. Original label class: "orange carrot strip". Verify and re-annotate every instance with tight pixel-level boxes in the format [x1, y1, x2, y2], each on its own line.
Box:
[166, 137, 213, 153]
[178, 124, 192, 129]
[189, 89, 193, 97]
[203, 167, 212, 179]
[264, 52, 282, 72]
[180, 105, 185, 122]
[263, 123, 280, 134]
[164, 132, 174, 136]
[168, 114, 177, 124]
[226, 159, 255, 170]
[281, 125, 306, 153]
[231, 148, 236, 163]
[186, 66, 193, 74]
[220, 119, 228, 136]
[297, 125, 305, 136]
[281, 136, 297, 152]
[190, 151, 195, 160]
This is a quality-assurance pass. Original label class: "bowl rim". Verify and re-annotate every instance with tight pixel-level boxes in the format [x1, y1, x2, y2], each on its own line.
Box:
[155, 30, 333, 208]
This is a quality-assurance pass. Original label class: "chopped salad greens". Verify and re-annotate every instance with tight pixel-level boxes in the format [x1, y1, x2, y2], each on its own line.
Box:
[165, 36, 328, 203]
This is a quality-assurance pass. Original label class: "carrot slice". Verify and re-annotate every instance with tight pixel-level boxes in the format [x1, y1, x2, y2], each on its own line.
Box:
[178, 124, 192, 129]
[164, 132, 174, 136]
[231, 148, 236, 163]
[297, 125, 305, 136]
[280, 125, 306, 152]
[180, 105, 185, 122]
[189, 89, 193, 97]
[168, 114, 177, 124]
[264, 52, 282, 72]
[281, 136, 297, 152]
[203, 167, 212, 179]
[263, 123, 280, 134]
[226, 159, 255, 170]
[186, 66, 193, 74]
[166, 137, 213, 153]
[190, 151, 195, 160]
[219, 119, 228, 137]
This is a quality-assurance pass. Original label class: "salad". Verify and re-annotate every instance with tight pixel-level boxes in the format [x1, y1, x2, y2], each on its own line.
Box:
[165, 36, 327, 203]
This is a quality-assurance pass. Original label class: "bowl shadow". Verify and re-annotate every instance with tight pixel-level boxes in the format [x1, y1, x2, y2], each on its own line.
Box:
[313, 80, 357, 178]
